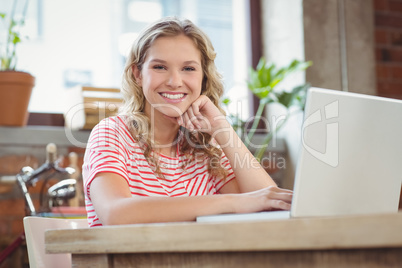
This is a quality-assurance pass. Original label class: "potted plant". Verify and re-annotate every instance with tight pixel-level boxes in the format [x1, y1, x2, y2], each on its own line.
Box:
[0, 0, 35, 126]
[223, 57, 312, 162]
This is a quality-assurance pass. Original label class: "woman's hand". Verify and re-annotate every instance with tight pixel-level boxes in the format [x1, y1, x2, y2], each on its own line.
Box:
[232, 186, 293, 214]
[177, 95, 230, 135]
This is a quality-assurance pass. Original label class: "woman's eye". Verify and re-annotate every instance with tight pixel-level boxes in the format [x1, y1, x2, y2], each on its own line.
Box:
[153, 65, 166, 70]
[183, 66, 196, 71]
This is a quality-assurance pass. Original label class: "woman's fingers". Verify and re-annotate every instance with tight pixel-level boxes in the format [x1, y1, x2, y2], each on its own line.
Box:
[256, 186, 293, 211]
[191, 100, 202, 118]
[178, 95, 227, 134]
[263, 186, 293, 196]
[186, 106, 201, 130]
[268, 191, 293, 203]
[182, 112, 194, 131]
[270, 199, 292, 210]
[180, 105, 208, 132]
[235, 187, 293, 214]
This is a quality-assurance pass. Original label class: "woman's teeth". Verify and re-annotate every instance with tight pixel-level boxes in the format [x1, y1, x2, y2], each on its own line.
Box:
[161, 93, 185, 100]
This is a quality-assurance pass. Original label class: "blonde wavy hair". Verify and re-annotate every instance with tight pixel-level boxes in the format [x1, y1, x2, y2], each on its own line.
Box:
[120, 17, 228, 180]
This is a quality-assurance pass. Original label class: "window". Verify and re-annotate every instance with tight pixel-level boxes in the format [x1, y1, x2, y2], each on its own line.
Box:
[7, 0, 250, 120]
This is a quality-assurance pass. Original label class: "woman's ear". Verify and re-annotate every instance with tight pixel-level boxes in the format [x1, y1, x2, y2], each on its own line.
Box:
[132, 65, 142, 86]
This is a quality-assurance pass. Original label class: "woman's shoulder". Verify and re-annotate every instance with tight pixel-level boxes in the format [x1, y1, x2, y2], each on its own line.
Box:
[96, 115, 129, 129]
[87, 115, 143, 153]
[90, 115, 135, 141]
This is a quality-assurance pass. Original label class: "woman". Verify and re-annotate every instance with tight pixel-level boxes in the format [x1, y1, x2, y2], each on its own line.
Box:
[82, 17, 292, 227]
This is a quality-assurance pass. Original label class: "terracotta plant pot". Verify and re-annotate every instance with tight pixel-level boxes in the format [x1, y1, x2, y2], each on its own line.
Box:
[0, 71, 35, 126]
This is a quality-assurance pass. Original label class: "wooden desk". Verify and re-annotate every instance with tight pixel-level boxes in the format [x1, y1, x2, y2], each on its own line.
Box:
[45, 213, 402, 268]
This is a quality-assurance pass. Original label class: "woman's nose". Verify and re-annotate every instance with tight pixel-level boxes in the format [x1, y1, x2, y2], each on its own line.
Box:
[166, 70, 183, 88]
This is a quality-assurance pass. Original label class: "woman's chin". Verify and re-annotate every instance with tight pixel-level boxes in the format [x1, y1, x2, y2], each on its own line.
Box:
[158, 108, 183, 118]
[161, 113, 181, 124]
[153, 106, 183, 119]
[162, 113, 177, 119]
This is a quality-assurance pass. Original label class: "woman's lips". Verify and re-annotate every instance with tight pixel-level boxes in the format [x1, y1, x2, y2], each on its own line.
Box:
[159, 92, 187, 103]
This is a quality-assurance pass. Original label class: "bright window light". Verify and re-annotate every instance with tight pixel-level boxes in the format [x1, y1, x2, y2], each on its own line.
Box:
[128, 1, 162, 22]
[118, 32, 139, 57]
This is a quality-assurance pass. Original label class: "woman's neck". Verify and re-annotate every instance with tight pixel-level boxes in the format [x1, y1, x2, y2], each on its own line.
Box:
[146, 108, 181, 156]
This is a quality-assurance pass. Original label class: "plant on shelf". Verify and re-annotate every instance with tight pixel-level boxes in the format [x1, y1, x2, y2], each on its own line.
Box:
[0, 0, 29, 70]
[240, 57, 312, 162]
[0, 0, 35, 126]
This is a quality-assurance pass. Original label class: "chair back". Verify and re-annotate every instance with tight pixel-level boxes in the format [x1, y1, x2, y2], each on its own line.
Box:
[23, 216, 88, 268]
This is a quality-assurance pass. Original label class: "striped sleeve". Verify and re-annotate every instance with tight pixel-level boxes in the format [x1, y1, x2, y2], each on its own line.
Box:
[82, 117, 131, 201]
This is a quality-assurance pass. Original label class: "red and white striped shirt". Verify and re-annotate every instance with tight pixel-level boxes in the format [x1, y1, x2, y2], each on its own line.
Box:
[82, 115, 235, 227]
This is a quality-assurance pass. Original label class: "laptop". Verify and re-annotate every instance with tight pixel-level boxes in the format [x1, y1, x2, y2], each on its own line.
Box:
[197, 87, 402, 223]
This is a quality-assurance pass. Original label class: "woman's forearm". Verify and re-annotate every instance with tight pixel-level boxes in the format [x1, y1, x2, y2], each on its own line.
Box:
[213, 123, 277, 192]
[98, 194, 235, 225]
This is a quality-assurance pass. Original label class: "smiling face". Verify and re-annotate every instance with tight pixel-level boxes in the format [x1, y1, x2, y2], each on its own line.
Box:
[133, 34, 203, 120]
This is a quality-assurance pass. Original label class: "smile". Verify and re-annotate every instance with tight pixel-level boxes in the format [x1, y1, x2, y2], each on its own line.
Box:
[160, 93, 186, 100]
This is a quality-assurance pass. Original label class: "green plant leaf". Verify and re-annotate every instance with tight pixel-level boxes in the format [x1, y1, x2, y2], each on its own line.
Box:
[275, 84, 310, 109]
[250, 86, 272, 99]
[256, 57, 266, 71]
[9, 19, 17, 28]
[1, 58, 11, 70]
[222, 97, 231, 106]
[258, 63, 271, 87]
[276, 91, 293, 108]
[12, 34, 21, 45]
[247, 67, 260, 89]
